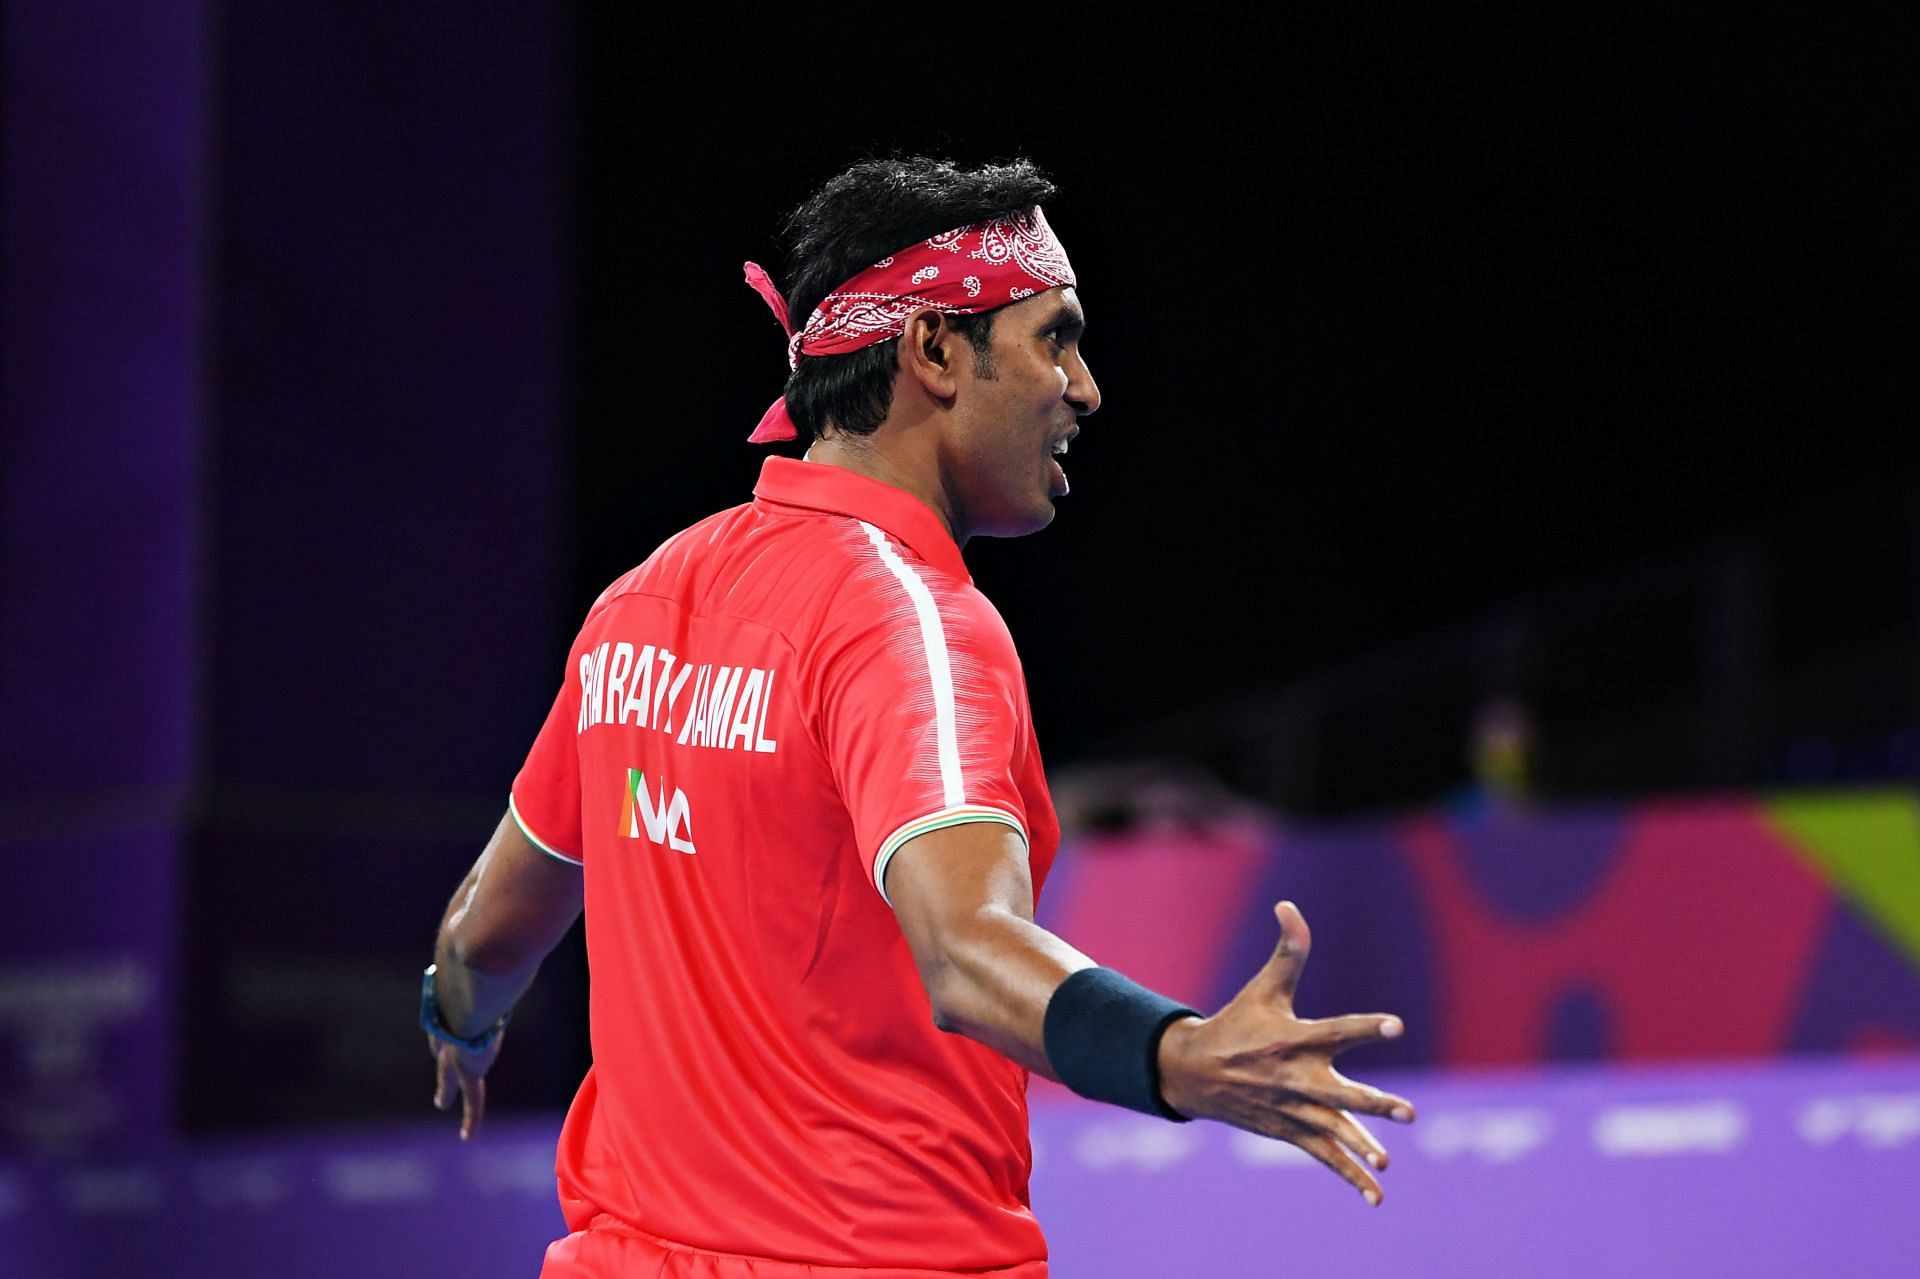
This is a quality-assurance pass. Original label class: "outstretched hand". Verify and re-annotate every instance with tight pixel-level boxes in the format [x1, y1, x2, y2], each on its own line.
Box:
[428, 1031, 504, 1141]
[1155, 901, 1415, 1205]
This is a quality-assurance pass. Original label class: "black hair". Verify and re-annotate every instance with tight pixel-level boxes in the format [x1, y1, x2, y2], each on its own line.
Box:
[778, 155, 1057, 440]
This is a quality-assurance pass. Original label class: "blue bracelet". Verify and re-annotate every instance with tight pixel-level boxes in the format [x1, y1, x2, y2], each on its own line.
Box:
[1043, 967, 1199, 1121]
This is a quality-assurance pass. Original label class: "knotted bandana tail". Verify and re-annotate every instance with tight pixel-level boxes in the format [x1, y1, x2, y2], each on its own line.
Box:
[742, 261, 791, 336]
[742, 262, 800, 442]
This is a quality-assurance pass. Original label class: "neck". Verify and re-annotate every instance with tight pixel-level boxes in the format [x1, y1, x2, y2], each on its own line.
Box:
[804, 424, 966, 546]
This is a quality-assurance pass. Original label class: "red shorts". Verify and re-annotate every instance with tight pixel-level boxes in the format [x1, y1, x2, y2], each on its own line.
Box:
[540, 1219, 1049, 1279]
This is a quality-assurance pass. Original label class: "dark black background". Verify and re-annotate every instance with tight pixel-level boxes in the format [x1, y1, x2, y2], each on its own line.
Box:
[572, 9, 1916, 780]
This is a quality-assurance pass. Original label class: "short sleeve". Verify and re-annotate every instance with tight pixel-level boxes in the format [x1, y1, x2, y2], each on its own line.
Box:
[817, 530, 1031, 903]
[509, 648, 586, 866]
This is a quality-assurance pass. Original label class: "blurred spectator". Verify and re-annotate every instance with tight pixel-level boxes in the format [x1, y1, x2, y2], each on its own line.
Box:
[1447, 695, 1538, 820]
[1050, 759, 1275, 842]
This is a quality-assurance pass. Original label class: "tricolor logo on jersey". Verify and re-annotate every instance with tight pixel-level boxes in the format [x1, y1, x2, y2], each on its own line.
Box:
[619, 767, 695, 854]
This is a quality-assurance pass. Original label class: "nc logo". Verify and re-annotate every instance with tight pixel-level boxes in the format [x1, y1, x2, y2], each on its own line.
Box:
[618, 768, 695, 854]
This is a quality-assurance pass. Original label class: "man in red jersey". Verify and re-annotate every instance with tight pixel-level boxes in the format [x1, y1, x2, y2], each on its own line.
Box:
[422, 156, 1416, 1278]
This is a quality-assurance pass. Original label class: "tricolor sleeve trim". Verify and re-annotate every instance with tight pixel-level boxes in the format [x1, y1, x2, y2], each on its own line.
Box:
[873, 805, 1028, 906]
[508, 794, 584, 867]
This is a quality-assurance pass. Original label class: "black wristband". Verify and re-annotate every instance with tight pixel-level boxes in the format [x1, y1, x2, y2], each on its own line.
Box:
[1042, 967, 1199, 1121]
[419, 964, 510, 1053]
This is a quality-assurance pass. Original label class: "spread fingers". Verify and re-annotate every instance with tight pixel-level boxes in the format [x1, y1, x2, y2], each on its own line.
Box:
[1302, 1013, 1405, 1052]
[1300, 1073, 1416, 1123]
[1284, 1124, 1385, 1206]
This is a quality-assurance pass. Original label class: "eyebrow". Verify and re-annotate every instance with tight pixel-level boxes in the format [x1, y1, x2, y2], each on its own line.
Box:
[1037, 303, 1087, 333]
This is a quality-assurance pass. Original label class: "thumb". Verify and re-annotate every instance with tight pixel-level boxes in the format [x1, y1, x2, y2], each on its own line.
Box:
[1248, 900, 1311, 1008]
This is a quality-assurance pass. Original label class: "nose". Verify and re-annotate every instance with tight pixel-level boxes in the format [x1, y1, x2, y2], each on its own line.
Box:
[1066, 350, 1101, 417]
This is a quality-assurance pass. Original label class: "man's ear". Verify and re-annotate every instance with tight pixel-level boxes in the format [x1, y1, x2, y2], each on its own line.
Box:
[897, 308, 964, 400]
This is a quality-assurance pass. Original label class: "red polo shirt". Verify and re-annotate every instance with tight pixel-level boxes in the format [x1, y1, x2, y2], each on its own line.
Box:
[510, 457, 1060, 1274]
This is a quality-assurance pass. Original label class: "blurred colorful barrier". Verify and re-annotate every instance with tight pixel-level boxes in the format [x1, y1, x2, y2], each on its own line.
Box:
[1036, 788, 1920, 1077]
[4, 785, 1915, 1275]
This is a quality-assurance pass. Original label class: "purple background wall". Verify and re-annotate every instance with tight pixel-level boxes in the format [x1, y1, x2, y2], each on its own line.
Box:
[2, 0, 576, 1158]
[178, 0, 585, 1135]
[2, 0, 208, 1160]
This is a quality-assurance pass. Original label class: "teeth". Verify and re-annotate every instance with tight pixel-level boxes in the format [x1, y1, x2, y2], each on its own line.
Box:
[1052, 441, 1069, 455]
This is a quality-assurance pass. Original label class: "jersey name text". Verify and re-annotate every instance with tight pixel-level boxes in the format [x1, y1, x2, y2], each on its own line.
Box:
[577, 641, 779, 754]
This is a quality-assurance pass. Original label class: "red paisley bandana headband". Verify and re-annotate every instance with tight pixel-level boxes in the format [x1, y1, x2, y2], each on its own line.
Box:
[741, 207, 1077, 443]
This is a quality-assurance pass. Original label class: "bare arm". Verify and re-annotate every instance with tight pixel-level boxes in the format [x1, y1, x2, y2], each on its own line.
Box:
[426, 810, 584, 1137]
[885, 822, 1094, 1077]
[886, 826, 1416, 1204]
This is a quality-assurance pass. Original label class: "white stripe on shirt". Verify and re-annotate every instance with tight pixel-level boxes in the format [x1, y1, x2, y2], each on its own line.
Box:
[859, 520, 965, 807]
